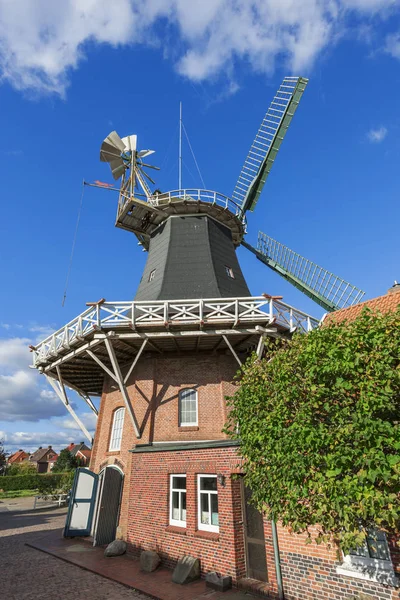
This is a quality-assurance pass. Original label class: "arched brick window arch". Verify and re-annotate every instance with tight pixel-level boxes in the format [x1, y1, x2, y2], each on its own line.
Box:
[179, 388, 198, 427]
[109, 407, 125, 451]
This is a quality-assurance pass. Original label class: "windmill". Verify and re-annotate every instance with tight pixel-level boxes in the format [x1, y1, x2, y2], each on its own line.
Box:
[98, 76, 364, 312]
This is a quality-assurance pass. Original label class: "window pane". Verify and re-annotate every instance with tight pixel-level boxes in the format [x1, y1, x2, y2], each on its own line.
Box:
[109, 408, 125, 450]
[172, 476, 186, 490]
[200, 493, 209, 524]
[200, 476, 217, 491]
[172, 491, 180, 520]
[366, 529, 390, 561]
[211, 494, 219, 526]
[181, 492, 186, 522]
[180, 389, 197, 425]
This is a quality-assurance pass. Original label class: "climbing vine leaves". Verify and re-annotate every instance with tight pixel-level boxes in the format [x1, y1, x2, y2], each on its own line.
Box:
[225, 307, 400, 553]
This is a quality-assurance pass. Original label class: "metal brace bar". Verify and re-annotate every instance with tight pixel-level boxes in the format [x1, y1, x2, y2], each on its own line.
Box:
[104, 337, 141, 439]
[45, 374, 92, 443]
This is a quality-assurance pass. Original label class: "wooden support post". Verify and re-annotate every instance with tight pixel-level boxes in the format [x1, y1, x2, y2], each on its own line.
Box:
[124, 339, 147, 384]
[104, 337, 141, 439]
[45, 374, 92, 444]
[256, 334, 266, 360]
[86, 350, 119, 383]
[222, 334, 242, 367]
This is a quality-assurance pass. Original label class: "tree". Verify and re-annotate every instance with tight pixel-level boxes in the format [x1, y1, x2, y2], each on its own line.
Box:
[0, 440, 7, 475]
[7, 461, 36, 476]
[52, 449, 79, 473]
[225, 306, 400, 553]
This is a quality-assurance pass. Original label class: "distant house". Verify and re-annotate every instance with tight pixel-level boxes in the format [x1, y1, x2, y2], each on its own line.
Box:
[7, 449, 29, 464]
[66, 442, 92, 467]
[29, 446, 58, 473]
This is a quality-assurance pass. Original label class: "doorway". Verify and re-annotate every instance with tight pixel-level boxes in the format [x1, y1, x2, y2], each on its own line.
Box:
[241, 482, 268, 581]
[92, 466, 124, 546]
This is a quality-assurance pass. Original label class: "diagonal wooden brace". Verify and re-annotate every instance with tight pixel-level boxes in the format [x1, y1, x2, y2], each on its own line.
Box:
[104, 337, 141, 439]
[45, 372, 92, 444]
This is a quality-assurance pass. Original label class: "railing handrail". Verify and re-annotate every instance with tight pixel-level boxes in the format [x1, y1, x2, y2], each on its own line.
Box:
[32, 297, 320, 366]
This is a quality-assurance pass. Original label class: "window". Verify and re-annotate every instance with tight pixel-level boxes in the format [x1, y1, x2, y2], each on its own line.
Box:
[109, 407, 125, 451]
[148, 269, 156, 282]
[198, 474, 219, 532]
[337, 527, 398, 586]
[169, 475, 186, 527]
[350, 528, 391, 562]
[179, 388, 198, 426]
[225, 265, 235, 279]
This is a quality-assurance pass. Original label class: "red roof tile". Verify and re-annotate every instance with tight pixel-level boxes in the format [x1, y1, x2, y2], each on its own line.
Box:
[325, 288, 400, 325]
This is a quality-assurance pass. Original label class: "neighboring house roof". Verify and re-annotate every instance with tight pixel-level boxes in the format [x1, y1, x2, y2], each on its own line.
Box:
[8, 450, 28, 463]
[29, 446, 58, 463]
[68, 442, 91, 457]
[77, 449, 91, 461]
[324, 284, 400, 325]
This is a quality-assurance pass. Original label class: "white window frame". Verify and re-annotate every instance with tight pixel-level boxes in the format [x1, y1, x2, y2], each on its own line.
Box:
[148, 269, 156, 282]
[169, 474, 187, 527]
[225, 265, 235, 279]
[337, 529, 398, 586]
[179, 388, 198, 427]
[197, 474, 219, 533]
[109, 407, 125, 451]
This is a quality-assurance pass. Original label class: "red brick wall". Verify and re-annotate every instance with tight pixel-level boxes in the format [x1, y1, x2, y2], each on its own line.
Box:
[276, 524, 400, 600]
[90, 352, 239, 538]
[127, 446, 250, 579]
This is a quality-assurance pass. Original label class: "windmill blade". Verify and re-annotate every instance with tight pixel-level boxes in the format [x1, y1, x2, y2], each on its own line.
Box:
[110, 159, 126, 181]
[138, 149, 155, 158]
[122, 134, 137, 153]
[232, 77, 308, 215]
[243, 232, 365, 312]
[100, 131, 125, 162]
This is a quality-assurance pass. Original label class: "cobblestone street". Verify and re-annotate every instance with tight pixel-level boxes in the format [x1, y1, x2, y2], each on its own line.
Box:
[0, 501, 150, 600]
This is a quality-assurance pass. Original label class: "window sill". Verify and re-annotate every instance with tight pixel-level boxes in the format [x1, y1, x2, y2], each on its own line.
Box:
[178, 426, 199, 432]
[165, 525, 187, 535]
[336, 564, 399, 587]
[106, 451, 121, 456]
[194, 530, 219, 542]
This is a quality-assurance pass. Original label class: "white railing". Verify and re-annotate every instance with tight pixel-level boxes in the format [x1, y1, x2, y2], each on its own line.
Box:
[32, 297, 319, 366]
[149, 189, 246, 222]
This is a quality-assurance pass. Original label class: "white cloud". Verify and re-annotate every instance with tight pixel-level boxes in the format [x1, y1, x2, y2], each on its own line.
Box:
[0, 336, 66, 422]
[0, 429, 88, 453]
[385, 32, 400, 59]
[0, 0, 397, 96]
[52, 412, 97, 432]
[367, 126, 388, 143]
[0, 337, 31, 370]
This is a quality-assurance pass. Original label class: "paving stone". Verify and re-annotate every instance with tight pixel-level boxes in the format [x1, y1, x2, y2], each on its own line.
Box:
[0, 504, 149, 600]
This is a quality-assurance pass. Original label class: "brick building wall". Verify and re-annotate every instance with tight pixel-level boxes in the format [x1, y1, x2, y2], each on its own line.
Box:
[89, 351, 239, 539]
[89, 349, 400, 600]
[276, 525, 400, 600]
[128, 447, 253, 579]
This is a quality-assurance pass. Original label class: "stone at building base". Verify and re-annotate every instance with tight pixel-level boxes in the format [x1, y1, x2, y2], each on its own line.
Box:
[172, 555, 200, 584]
[104, 540, 127, 557]
[206, 572, 232, 592]
[140, 550, 161, 572]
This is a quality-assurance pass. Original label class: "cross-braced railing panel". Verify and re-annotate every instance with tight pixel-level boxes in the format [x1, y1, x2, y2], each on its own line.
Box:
[31, 297, 320, 366]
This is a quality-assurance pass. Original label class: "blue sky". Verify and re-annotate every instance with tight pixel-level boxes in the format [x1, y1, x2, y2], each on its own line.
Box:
[0, 0, 399, 453]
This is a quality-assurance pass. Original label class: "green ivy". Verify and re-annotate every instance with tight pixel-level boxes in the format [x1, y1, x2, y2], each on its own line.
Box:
[225, 306, 400, 553]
